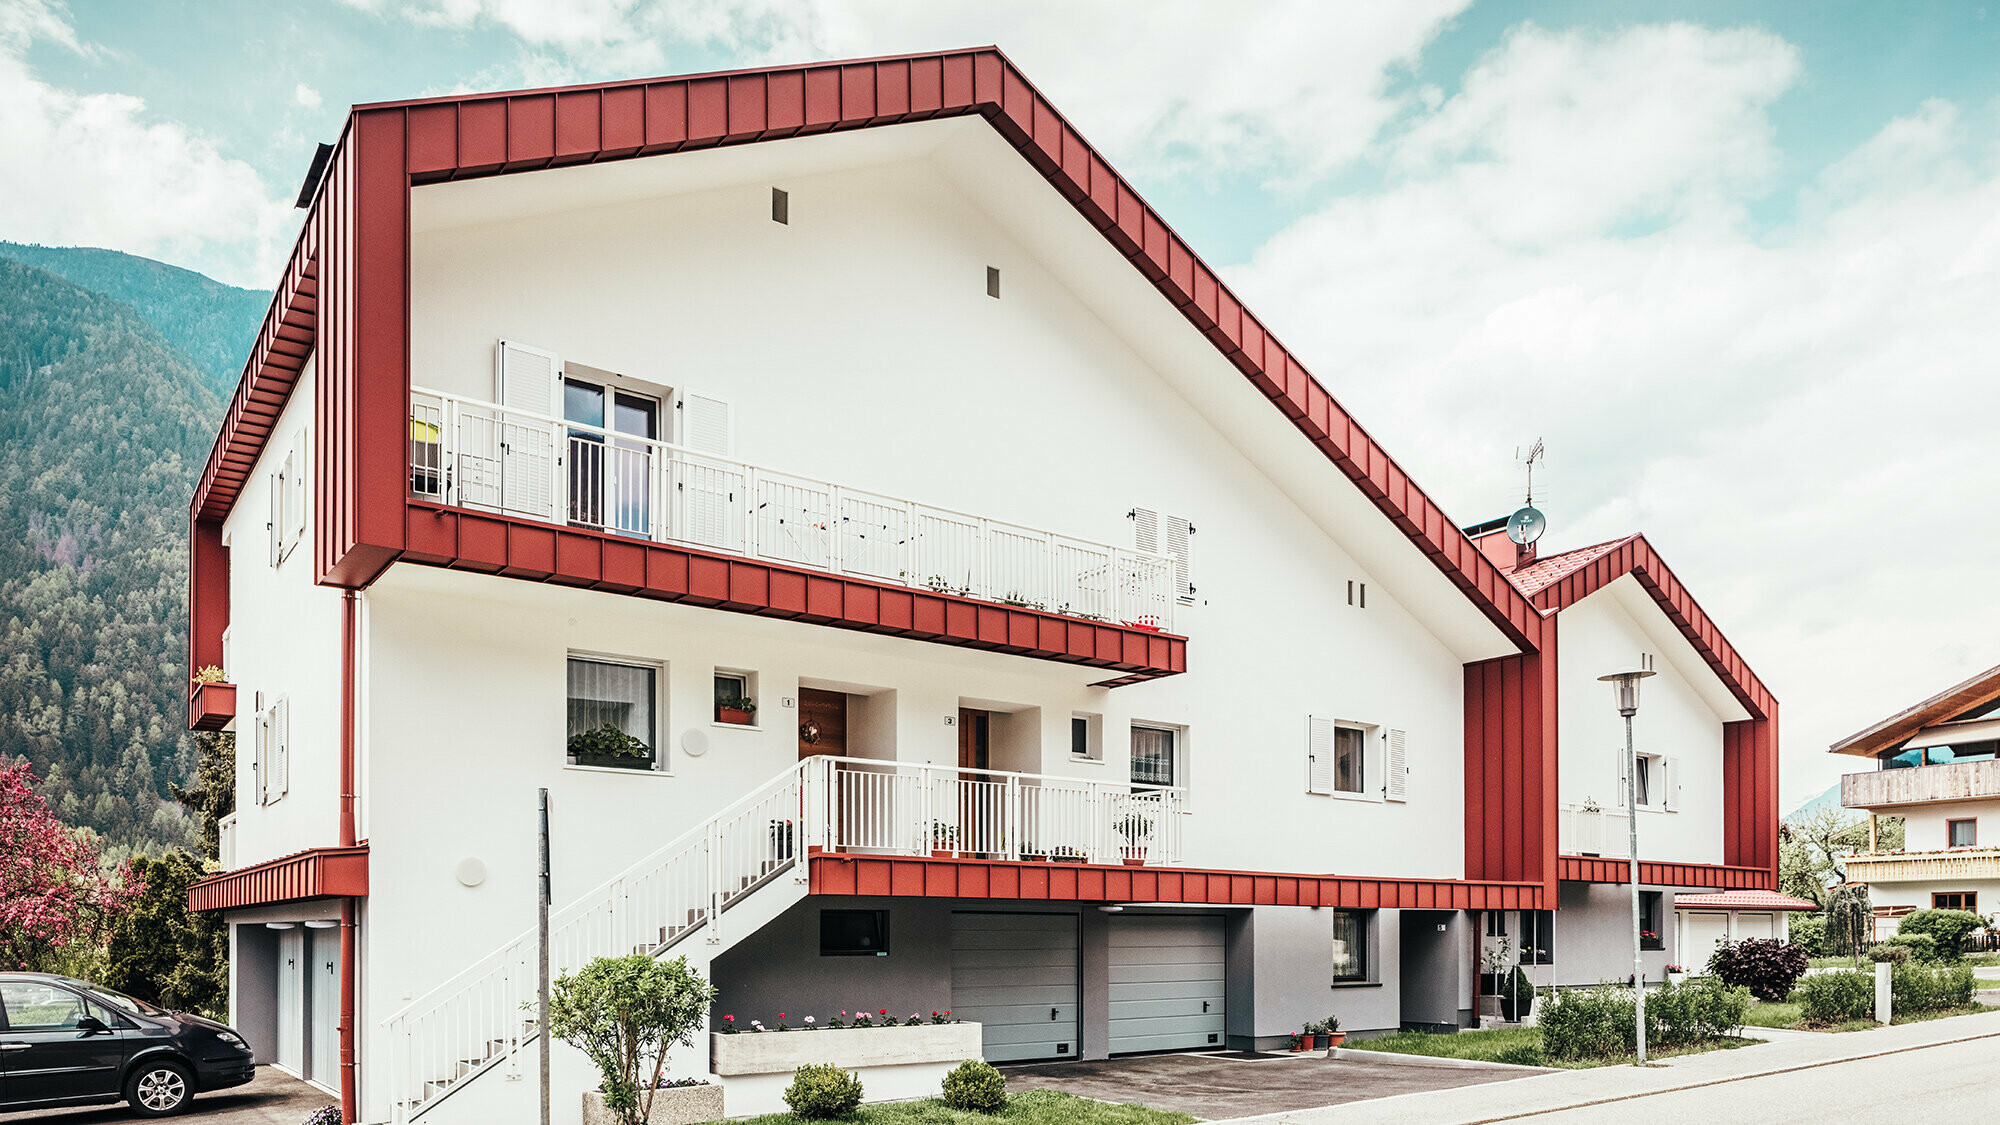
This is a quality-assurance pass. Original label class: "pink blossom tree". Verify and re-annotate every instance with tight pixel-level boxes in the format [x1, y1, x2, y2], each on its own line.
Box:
[1, 759, 140, 969]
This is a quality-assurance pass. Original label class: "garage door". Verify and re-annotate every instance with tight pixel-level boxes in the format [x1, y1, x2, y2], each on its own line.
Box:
[1682, 911, 1728, 974]
[1737, 912, 1775, 941]
[1108, 914, 1225, 1055]
[950, 912, 1079, 1063]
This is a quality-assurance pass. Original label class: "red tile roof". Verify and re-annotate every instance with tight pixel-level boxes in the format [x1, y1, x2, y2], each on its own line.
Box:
[1671, 889, 1819, 911]
[1505, 535, 1639, 597]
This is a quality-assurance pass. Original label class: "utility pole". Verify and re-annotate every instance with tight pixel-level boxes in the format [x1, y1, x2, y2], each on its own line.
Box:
[1598, 666, 1655, 1066]
[539, 788, 552, 1125]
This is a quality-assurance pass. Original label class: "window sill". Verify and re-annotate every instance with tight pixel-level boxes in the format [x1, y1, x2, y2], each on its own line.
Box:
[1330, 980, 1381, 989]
[564, 764, 673, 777]
[1070, 755, 1105, 766]
[1328, 790, 1382, 804]
[712, 722, 762, 732]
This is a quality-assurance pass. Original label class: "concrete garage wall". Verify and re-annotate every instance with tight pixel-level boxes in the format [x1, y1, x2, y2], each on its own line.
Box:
[1551, 882, 1681, 987]
[1243, 907, 1406, 1046]
[710, 897, 958, 1026]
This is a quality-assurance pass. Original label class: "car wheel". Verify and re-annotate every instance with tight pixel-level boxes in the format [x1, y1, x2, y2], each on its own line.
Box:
[125, 1060, 194, 1117]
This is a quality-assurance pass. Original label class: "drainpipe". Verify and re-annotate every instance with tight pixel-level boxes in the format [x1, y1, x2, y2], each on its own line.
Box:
[339, 590, 359, 1125]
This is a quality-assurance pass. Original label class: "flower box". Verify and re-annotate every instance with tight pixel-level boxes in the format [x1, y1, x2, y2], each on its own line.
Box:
[718, 707, 755, 726]
[711, 1022, 983, 1076]
[582, 1084, 722, 1125]
[188, 681, 237, 732]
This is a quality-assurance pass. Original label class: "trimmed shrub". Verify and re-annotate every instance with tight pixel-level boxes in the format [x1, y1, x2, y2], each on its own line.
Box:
[783, 1064, 863, 1119]
[1646, 977, 1751, 1047]
[1893, 910, 1983, 961]
[1538, 986, 1633, 1061]
[1785, 913, 1828, 957]
[940, 1060, 1006, 1113]
[1882, 933, 1938, 962]
[1797, 971, 1874, 1025]
[1869, 943, 1912, 965]
[1892, 962, 1976, 1014]
[1708, 938, 1808, 1002]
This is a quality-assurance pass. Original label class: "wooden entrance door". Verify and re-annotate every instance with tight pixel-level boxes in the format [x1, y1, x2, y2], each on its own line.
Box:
[957, 709, 992, 855]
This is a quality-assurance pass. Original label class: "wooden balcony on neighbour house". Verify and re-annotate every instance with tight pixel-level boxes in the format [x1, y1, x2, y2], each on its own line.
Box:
[408, 388, 1182, 636]
[1846, 847, 2000, 884]
[1842, 758, 2000, 810]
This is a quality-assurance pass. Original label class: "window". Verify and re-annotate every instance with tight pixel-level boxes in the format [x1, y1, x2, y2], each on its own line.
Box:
[1934, 891, 1978, 912]
[1640, 891, 1664, 950]
[1330, 911, 1369, 982]
[1071, 713, 1102, 761]
[1948, 818, 1977, 848]
[567, 657, 659, 770]
[1484, 911, 1506, 938]
[1131, 726, 1176, 787]
[1518, 910, 1555, 965]
[1625, 752, 1675, 810]
[714, 671, 756, 726]
[820, 910, 888, 956]
[1334, 726, 1366, 794]
[0, 981, 109, 1030]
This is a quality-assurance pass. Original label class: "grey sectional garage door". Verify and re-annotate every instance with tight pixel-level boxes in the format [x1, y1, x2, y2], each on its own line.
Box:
[1108, 914, 1226, 1054]
[950, 912, 1080, 1062]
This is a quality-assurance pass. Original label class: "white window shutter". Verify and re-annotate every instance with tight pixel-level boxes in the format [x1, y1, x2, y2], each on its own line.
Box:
[272, 697, 290, 803]
[1664, 756, 1679, 811]
[268, 471, 281, 567]
[1307, 716, 1333, 795]
[1132, 507, 1159, 554]
[497, 340, 560, 416]
[681, 391, 734, 457]
[1386, 727, 1408, 802]
[288, 431, 308, 547]
[1164, 515, 1193, 602]
[1617, 751, 1630, 809]
[253, 692, 269, 805]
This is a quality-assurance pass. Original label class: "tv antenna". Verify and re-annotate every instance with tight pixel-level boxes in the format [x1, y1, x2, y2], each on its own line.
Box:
[1506, 439, 1546, 547]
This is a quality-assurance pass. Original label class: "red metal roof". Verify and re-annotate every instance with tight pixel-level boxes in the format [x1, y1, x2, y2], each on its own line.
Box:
[1506, 536, 1638, 597]
[1671, 889, 1820, 911]
[188, 846, 369, 912]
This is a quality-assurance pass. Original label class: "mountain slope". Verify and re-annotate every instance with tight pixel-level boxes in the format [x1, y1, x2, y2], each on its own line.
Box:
[0, 257, 226, 854]
[0, 241, 265, 394]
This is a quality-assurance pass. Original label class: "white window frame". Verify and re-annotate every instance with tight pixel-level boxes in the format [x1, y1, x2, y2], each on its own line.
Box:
[712, 668, 759, 729]
[1623, 751, 1676, 812]
[1129, 723, 1182, 789]
[1071, 713, 1104, 763]
[566, 652, 668, 775]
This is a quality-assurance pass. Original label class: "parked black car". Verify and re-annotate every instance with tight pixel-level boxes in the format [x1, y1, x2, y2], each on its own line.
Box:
[0, 972, 255, 1117]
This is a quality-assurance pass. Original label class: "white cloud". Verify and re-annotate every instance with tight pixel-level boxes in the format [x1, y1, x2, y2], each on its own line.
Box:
[1227, 23, 2000, 810]
[293, 82, 322, 109]
[0, 0, 294, 288]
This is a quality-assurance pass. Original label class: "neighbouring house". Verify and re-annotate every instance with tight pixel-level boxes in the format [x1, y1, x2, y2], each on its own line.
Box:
[1832, 662, 2000, 939]
[182, 50, 1779, 1125]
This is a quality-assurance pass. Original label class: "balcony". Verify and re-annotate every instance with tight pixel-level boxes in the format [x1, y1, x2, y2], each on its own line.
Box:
[218, 812, 236, 869]
[1846, 847, 2000, 884]
[409, 388, 1178, 632]
[1842, 759, 2000, 810]
[1560, 803, 1633, 859]
[188, 680, 237, 732]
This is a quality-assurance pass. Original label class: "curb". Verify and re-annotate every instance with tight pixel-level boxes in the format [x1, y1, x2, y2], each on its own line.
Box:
[1331, 1049, 1553, 1073]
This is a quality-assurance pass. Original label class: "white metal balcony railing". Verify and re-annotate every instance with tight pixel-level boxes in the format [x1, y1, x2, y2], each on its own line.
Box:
[1559, 803, 1633, 859]
[381, 755, 1186, 1120]
[217, 812, 236, 869]
[409, 388, 1178, 631]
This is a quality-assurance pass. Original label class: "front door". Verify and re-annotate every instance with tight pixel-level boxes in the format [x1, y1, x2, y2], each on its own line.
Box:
[0, 980, 130, 1105]
[957, 709, 994, 855]
[276, 928, 304, 1075]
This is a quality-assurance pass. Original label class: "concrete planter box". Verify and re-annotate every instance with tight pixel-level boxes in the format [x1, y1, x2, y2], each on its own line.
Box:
[712, 1023, 983, 1076]
[582, 1084, 723, 1125]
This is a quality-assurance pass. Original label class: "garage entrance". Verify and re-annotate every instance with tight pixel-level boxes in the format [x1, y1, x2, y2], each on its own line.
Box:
[1682, 911, 1729, 972]
[1107, 914, 1225, 1054]
[951, 912, 1080, 1062]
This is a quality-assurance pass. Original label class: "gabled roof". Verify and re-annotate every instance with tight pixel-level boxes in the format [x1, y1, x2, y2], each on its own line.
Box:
[1830, 662, 2000, 758]
[193, 47, 1546, 650]
[1503, 533, 1773, 720]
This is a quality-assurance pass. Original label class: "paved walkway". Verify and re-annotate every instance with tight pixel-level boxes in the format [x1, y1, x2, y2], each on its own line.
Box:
[5, 1067, 332, 1125]
[1211, 1009, 2000, 1124]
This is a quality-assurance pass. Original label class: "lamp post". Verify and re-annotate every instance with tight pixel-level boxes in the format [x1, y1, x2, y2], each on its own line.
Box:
[1598, 666, 1656, 1063]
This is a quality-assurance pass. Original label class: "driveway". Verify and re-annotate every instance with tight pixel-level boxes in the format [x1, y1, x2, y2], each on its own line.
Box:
[5, 1067, 332, 1125]
[1004, 1051, 1544, 1119]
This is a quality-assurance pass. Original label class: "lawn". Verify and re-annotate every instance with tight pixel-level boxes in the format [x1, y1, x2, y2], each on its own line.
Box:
[1744, 999, 1997, 1032]
[713, 1089, 1195, 1125]
[1341, 1027, 1755, 1069]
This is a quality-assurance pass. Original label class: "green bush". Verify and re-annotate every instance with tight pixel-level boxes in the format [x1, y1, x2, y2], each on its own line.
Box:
[1892, 962, 1975, 1014]
[1882, 933, 1938, 962]
[1796, 971, 1873, 1025]
[939, 1060, 1006, 1113]
[546, 955, 714, 1125]
[1538, 986, 1633, 1061]
[1708, 938, 1808, 1002]
[1893, 910, 1983, 961]
[784, 1064, 864, 1119]
[1869, 943, 1912, 965]
[1785, 914, 1827, 956]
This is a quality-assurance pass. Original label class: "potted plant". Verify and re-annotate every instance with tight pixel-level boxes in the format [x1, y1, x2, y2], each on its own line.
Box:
[1113, 812, 1153, 866]
[768, 819, 795, 862]
[1050, 846, 1085, 864]
[1665, 963, 1687, 985]
[928, 821, 959, 858]
[1323, 1016, 1344, 1049]
[717, 694, 757, 726]
[569, 724, 653, 770]
[1499, 966, 1534, 1022]
[547, 953, 719, 1125]
[1287, 1032, 1306, 1052]
[1479, 936, 1514, 1011]
[189, 664, 236, 733]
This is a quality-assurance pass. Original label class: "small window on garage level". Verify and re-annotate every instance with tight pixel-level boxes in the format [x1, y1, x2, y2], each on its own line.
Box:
[1331, 910, 1370, 982]
[1518, 910, 1555, 965]
[1640, 892, 1664, 950]
[821, 910, 889, 956]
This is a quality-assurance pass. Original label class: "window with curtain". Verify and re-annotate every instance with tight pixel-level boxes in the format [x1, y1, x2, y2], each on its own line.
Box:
[1948, 818, 1977, 848]
[1330, 911, 1369, 982]
[567, 657, 658, 770]
[1334, 726, 1366, 793]
[1131, 726, 1176, 787]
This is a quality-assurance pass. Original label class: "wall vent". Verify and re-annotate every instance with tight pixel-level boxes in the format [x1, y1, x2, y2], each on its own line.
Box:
[987, 266, 1001, 298]
[771, 187, 789, 224]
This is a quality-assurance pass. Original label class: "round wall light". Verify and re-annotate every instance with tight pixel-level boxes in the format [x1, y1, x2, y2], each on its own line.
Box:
[682, 728, 711, 758]
[456, 857, 489, 887]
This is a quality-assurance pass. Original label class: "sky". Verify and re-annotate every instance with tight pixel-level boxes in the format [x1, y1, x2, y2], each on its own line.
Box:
[4, 0, 1997, 811]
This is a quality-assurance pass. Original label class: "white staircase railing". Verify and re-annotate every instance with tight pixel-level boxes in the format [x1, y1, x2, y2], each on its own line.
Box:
[409, 387, 1178, 631]
[380, 757, 1188, 1120]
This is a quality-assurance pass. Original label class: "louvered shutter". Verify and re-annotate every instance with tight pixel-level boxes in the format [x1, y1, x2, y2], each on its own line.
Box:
[495, 341, 559, 519]
[1664, 756, 1679, 811]
[1164, 515, 1193, 601]
[1132, 507, 1159, 553]
[1617, 751, 1631, 809]
[268, 470, 281, 566]
[253, 692, 269, 805]
[288, 431, 308, 548]
[1306, 716, 1333, 794]
[1386, 727, 1408, 802]
[681, 391, 734, 457]
[271, 697, 290, 803]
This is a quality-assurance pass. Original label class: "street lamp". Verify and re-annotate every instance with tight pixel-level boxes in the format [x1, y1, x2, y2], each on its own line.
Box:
[1598, 665, 1656, 1063]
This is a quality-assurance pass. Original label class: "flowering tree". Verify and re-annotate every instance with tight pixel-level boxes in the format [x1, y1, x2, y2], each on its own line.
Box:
[1, 759, 140, 969]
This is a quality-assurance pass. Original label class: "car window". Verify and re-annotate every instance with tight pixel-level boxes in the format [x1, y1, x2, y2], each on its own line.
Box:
[85, 986, 161, 1017]
[1, 981, 91, 1030]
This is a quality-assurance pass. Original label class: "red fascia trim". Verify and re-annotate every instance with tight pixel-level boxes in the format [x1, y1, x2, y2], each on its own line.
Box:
[188, 49, 1544, 654]
[405, 503, 1186, 679]
[1557, 855, 1773, 891]
[187, 846, 371, 912]
[809, 855, 1544, 911]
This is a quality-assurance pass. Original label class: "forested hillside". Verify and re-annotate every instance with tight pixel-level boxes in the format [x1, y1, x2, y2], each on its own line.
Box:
[0, 241, 264, 394]
[0, 256, 239, 856]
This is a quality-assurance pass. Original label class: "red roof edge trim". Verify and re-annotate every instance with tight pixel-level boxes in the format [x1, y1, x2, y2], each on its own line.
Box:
[188, 846, 369, 912]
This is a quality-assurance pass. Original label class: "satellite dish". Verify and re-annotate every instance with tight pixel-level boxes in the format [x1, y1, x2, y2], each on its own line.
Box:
[1506, 506, 1546, 546]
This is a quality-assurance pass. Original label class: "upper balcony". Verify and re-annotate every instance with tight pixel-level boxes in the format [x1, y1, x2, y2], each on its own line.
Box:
[1846, 847, 2000, 884]
[1560, 803, 1633, 859]
[406, 388, 1186, 679]
[1842, 758, 2000, 810]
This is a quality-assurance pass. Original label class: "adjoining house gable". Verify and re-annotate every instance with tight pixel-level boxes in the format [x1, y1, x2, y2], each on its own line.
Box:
[1829, 661, 2000, 758]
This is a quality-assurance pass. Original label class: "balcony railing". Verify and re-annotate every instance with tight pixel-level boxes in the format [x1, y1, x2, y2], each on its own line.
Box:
[1559, 803, 1633, 859]
[410, 388, 1178, 631]
[1842, 759, 2000, 809]
[1846, 847, 2000, 883]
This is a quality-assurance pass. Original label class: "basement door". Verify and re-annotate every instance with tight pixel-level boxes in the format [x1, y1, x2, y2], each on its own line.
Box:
[950, 912, 1079, 1063]
[275, 928, 304, 1075]
[308, 928, 340, 1089]
[1107, 914, 1226, 1054]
